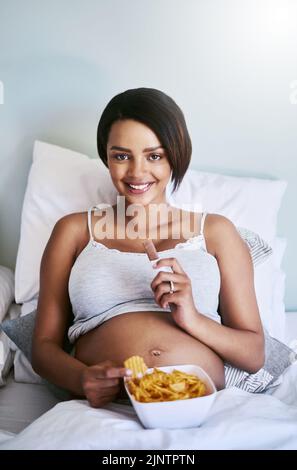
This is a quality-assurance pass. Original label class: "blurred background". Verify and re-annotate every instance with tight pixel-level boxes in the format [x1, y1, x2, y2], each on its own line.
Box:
[0, 0, 296, 310]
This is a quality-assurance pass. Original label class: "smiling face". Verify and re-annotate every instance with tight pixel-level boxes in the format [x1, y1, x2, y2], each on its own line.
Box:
[107, 119, 172, 206]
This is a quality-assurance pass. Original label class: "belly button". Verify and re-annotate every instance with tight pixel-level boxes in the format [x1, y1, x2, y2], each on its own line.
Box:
[150, 349, 161, 357]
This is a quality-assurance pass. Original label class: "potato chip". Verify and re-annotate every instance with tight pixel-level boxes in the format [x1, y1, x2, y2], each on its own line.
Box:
[124, 355, 148, 378]
[126, 364, 207, 403]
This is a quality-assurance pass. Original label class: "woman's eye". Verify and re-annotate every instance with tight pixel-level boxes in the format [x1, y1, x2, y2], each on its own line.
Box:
[114, 154, 129, 161]
[149, 154, 161, 161]
[112, 153, 162, 162]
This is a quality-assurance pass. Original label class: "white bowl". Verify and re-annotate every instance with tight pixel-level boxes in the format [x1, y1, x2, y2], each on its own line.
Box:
[124, 364, 217, 429]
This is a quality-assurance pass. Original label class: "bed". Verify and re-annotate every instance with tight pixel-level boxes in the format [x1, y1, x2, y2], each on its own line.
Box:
[0, 307, 297, 449]
[0, 141, 296, 450]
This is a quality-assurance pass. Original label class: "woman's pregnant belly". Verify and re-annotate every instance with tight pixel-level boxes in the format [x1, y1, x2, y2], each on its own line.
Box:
[74, 311, 225, 394]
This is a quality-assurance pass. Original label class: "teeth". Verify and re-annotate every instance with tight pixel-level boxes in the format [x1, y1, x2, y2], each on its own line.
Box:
[128, 183, 151, 190]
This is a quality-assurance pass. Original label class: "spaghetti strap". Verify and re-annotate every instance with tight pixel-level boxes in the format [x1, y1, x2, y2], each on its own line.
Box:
[88, 203, 113, 243]
[200, 212, 208, 236]
[87, 206, 95, 242]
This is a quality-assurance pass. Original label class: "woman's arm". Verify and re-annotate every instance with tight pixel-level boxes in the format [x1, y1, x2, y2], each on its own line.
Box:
[185, 215, 265, 373]
[152, 214, 265, 374]
[32, 214, 128, 404]
[31, 214, 89, 394]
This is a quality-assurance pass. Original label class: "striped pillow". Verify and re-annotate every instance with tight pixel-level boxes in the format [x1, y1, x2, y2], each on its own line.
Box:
[224, 331, 297, 393]
[0, 266, 14, 322]
[236, 227, 272, 266]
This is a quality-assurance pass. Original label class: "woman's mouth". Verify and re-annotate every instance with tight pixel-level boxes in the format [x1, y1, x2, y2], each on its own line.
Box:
[124, 182, 154, 194]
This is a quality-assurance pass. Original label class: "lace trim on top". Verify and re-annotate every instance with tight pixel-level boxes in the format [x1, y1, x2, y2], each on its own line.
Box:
[87, 204, 207, 255]
[88, 234, 206, 255]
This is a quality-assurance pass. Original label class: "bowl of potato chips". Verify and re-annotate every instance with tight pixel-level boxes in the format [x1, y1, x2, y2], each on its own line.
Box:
[123, 356, 217, 429]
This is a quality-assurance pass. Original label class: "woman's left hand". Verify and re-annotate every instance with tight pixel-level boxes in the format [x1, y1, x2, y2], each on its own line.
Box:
[150, 257, 198, 331]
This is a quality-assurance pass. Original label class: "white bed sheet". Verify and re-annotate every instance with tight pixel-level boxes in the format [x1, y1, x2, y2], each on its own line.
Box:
[0, 312, 296, 450]
[0, 372, 60, 434]
[0, 362, 297, 450]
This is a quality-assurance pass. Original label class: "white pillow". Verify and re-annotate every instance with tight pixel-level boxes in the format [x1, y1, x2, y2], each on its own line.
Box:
[14, 349, 44, 385]
[15, 141, 117, 304]
[271, 238, 287, 341]
[0, 266, 15, 323]
[166, 169, 287, 244]
[254, 237, 286, 342]
[15, 140, 287, 306]
[253, 254, 275, 336]
[0, 303, 20, 386]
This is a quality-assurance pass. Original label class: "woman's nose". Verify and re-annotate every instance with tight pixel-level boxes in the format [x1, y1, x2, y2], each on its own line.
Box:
[127, 158, 148, 176]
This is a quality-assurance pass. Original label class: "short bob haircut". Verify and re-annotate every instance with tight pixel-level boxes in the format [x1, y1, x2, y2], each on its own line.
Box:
[97, 87, 192, 192]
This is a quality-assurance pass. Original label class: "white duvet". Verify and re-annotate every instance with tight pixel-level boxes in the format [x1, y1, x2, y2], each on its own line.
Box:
[1, 363, 297, 450]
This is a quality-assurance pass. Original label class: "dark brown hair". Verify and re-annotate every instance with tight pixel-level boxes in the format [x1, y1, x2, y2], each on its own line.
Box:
[97, 88, 192, 192]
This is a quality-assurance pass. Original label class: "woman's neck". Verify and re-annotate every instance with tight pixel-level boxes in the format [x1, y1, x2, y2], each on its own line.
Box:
[115, 201, 179, 241]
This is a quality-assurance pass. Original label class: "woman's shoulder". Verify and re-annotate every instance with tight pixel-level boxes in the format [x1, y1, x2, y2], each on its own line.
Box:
[56, 211, 87, 231]
[177, 210, 234, 234]
[55, 211, 89, 251]
[204, 213, 243, 258]
[205, 213, 235, 232]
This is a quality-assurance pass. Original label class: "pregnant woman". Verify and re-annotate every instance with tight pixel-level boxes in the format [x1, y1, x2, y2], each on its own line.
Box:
[32, 88, 264, 407]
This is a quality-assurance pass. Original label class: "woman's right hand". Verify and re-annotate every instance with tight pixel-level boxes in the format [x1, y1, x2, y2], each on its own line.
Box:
[80, 360, 131, 408]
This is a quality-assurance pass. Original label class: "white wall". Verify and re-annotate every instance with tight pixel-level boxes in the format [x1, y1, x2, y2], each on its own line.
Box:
[0, 0, 296, 309]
